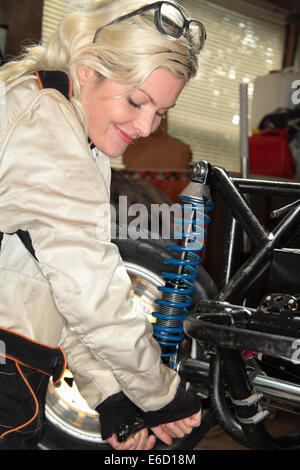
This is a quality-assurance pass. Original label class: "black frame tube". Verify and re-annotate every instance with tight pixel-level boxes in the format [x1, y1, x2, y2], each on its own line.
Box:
[218, 210, 243, 290]
[234, 177, 300, 197]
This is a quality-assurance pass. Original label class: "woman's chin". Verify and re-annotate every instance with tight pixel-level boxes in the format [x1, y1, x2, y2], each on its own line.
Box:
[105, 147, 129, 159]
[95, 141, 129, 158]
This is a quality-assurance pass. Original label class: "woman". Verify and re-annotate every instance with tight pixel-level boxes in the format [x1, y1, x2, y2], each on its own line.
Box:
[0, 0, 206, 450]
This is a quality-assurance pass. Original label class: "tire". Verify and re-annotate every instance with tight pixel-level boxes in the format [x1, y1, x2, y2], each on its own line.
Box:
[114, 230, 217, 303]
[38, 234, 217, 450]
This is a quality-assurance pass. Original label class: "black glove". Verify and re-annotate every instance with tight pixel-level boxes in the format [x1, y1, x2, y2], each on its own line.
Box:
[95, 392, 144, 441]
[140, 385, 202, 428]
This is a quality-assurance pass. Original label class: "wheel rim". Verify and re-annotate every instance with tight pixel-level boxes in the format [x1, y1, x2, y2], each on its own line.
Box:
[44, 262, 163, 445]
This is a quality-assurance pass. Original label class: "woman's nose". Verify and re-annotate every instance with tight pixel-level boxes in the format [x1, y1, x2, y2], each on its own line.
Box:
[133, 111, 159, 138]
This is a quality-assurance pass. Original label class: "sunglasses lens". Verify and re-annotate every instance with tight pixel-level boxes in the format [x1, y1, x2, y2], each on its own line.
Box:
[160, 3, 184, 38]
[189, 21, 206, 51]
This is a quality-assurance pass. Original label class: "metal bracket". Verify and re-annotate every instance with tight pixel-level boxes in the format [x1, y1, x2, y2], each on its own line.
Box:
[231, 392, 263, 407]
[232, 391, 269, 425]
[237, 409, 269, 425]
[190, 160, 211, 184]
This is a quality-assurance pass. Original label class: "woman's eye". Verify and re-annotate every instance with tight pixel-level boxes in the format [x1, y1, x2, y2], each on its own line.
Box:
[128, 97, 141, 109]
[128, 97, 166, 119]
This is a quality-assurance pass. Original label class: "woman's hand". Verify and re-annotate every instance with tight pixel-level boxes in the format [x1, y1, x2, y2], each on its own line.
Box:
[151, 410, 202, 446]
[107, 428, 156, 450]
[106, 409, 202, 449]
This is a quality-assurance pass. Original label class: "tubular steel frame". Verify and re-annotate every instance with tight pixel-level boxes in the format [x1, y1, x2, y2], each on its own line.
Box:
[182, 162, 300, 450]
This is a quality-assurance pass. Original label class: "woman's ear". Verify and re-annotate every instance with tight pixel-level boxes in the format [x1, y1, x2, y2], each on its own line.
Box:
[77, 65, 93, 86]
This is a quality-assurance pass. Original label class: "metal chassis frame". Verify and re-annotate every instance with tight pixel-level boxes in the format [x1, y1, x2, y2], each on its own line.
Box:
[184, 166, 300, 358]
[181, 166, 300, 450]
[212, 166, 300, 304]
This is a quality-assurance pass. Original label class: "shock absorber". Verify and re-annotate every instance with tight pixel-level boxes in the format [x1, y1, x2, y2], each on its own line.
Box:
[152, 161, 213, 369]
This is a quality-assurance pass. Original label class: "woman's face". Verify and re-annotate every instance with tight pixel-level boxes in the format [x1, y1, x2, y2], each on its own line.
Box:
[77, 66, 186, 157]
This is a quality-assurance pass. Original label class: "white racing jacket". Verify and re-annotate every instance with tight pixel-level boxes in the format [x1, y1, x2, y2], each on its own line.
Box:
[0, 75, 179, 411]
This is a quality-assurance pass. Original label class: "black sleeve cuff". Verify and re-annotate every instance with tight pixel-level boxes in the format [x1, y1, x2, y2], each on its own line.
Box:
[96, 386, 201, 441]
[140, 385, 202, 428]
[95, 392, 140, 441]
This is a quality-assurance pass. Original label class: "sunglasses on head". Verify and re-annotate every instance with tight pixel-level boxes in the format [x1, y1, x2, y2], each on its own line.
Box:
[93, 1, 206, 54]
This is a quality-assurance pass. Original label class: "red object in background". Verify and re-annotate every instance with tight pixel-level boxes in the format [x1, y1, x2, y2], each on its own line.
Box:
[149, 177, 189, 202]
[249, 128, 294, 178]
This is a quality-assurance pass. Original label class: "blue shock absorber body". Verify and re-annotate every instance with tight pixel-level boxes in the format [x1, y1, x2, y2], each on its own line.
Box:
[152, 162, 213, 369]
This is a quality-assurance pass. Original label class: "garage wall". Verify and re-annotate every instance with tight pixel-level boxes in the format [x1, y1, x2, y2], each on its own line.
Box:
[0, 0, 43, 62]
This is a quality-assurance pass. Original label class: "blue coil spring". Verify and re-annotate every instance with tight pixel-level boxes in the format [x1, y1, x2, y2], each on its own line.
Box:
[152, 195, 213, 368]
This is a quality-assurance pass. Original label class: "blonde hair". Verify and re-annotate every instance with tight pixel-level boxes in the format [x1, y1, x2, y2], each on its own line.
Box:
[0, 0, 199, 126]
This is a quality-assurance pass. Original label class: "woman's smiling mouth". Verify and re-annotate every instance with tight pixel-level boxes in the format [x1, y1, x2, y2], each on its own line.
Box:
[114, 125, 135, 144]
